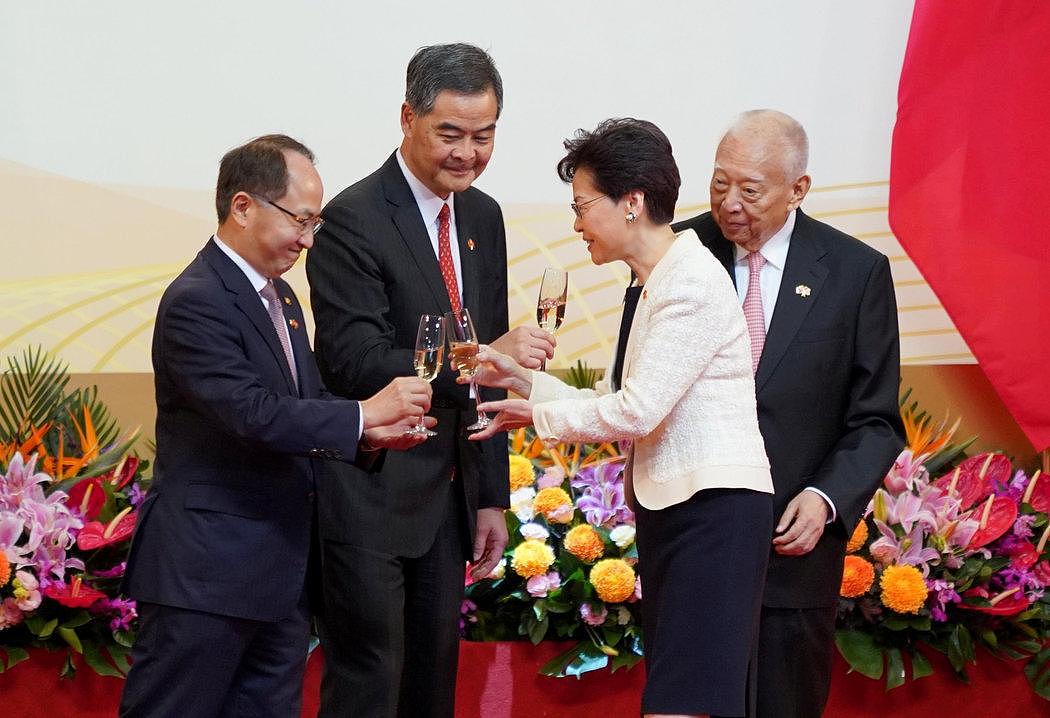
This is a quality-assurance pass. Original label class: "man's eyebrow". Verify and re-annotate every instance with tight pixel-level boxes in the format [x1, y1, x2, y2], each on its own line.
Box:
[435, 121, 497, 133]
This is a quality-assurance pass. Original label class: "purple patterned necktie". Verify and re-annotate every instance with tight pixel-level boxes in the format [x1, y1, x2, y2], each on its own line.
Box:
[260, 280, 298, 391]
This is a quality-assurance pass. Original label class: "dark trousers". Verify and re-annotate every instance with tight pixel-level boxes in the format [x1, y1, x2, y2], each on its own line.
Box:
[317, 500, 466, 718]
[119, 600, 310, 718]
[754, 605, 838, 718]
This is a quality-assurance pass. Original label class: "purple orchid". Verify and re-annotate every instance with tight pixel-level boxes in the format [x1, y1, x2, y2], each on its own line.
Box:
[571, 459, 633, 528]
[0, 452, 50, 509]
[926, 579, 961, 622]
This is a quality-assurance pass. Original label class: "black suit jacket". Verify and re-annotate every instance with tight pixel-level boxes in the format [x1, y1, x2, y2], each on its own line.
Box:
[306, 153, 510, 557]
[123, 240, 364, 622]
[672, 210, 904, 607]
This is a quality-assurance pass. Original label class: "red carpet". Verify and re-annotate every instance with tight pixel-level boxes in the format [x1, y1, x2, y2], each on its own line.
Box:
[2, 641, 1042, 716]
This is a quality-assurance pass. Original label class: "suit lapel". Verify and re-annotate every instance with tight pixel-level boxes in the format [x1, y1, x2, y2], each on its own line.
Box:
[382, 157, 455, 314]
[202, 241, 299, 395]
[754, 212, 829, 393]
[454, 192, 481, 314]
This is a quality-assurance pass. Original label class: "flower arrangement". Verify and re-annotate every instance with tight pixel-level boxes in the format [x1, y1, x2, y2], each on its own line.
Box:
[835, 395, 1050, 698]
[0, 348, 148, 678]
[463, 427, 642, 676]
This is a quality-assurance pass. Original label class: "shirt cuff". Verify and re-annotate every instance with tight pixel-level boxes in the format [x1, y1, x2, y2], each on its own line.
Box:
[803, 486, 837, 524]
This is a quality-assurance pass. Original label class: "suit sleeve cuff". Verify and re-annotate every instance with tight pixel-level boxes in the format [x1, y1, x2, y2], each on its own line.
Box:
[804, 486, 837, 524]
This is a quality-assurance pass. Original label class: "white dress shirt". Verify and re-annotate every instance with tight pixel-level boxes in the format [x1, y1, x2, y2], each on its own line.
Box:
[211, 234, 363, 439]
[730, 211, 837, 522]
[395, 150, 464, 304]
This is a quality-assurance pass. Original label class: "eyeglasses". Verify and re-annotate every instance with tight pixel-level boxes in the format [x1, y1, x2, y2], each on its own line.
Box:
[570, 194, 607, 219]
[254, 195, 325, 235]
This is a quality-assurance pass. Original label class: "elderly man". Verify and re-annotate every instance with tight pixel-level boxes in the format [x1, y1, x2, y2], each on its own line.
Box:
[673, 110, 905, 718]
[306, 44, 554, 718]
[120, 135, 432, 718]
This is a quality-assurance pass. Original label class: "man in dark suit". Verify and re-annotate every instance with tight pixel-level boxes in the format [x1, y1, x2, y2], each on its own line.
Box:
[673, 110, 905, 718]
[306, 44, 554, 718]
[120, 135, 434, 718]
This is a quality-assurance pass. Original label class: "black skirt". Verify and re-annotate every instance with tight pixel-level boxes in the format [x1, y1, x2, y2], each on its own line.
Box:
[635, 487, 773, 717]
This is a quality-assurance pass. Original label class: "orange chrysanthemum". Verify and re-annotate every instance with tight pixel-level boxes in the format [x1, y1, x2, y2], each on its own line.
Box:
[534, 487, 572, 519]
[846, 520, 869, 553]
[508, 454, 536, 492]
[511, 540, 556, 578]
[565, 525, 605, 563]
[589, 559, 636, 603]
[879, 564, 929, 614]
[840, 555, 876, 598]
[0, 555, 11, 588]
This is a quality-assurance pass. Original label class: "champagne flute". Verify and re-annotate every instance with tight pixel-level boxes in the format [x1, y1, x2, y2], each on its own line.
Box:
[409, 314, 445, 437]
[444, 308, 490, 431]
[536, 267, 568, 370]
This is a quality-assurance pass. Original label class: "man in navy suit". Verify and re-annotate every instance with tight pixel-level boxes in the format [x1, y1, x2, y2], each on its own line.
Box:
[119, 135, 434, 717]
[673, 111, 904, 717]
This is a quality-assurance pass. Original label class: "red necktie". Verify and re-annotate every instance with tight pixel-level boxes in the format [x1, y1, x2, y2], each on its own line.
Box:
[743, 251, 766, 374]
[437, 203, 462, 314]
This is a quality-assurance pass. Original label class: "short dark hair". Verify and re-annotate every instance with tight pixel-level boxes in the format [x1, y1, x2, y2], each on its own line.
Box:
[556, 118, 680, 225]
[215, 134, 315, 222]
[405, 43, 503, 118]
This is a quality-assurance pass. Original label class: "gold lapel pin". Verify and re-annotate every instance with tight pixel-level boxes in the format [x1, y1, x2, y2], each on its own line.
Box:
[795, 284, 811, 298]
[288, 319, 300, 330]
[283, 296, 292, 305]
[467, 238, 476, 251]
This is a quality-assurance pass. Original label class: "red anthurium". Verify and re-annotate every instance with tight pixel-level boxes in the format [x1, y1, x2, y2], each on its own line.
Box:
[43, 576, 107, 608]
[960, 586, 1029, 616]
[934, 453, 1012, 510]
[1007, 541, 1039, 570]
[1024, 470, 1050, 512]
[67, 476, 106, 520]
[111, 455, 140, 490]
[966, 495, 1018, 549]
[76, 506, 137, 551]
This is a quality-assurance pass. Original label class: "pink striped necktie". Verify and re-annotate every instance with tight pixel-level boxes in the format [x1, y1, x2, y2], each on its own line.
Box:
[260, 280, 298, 391]
[743, 251, 767, 374]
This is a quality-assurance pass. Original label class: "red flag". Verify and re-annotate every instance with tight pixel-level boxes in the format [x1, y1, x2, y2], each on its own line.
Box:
[889, 1, 1050, 451]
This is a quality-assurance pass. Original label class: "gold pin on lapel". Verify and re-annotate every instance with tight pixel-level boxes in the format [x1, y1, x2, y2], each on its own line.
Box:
[467, 238, 476, 251]
[795, 284, 811, 298]
[289, 319, 300, 330]
[283, 296, 292, 305]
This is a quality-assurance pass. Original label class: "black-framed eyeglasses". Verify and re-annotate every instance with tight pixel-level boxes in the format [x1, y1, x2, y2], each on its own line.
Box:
[253, 195, 324, 235]
[570, 194, 608, 219]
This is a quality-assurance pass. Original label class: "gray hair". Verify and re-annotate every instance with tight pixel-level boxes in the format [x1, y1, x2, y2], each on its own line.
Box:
[405, 43, 503, 118]
[723, 109, 809, 180]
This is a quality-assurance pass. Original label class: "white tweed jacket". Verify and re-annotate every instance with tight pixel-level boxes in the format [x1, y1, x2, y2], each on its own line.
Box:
[530, 230, 772, 510]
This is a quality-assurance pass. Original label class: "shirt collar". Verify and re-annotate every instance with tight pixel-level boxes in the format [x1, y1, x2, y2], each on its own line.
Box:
[212, 233, 268, 293]
[734, 208, 796, 270]
[396, 149, 455, 228]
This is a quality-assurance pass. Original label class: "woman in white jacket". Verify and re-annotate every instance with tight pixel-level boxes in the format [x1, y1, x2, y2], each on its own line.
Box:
[468, 118, 773, 718]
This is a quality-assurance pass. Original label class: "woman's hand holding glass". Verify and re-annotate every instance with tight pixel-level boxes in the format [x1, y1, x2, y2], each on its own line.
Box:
[456, 344, 536, 440]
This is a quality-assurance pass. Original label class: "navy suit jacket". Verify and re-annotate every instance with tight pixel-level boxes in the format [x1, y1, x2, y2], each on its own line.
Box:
[672, 210, 905, 607]
[124, 239, 365, 622]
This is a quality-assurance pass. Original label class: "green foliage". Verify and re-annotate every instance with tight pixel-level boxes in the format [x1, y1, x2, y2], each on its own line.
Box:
[564, 360, 600, 390]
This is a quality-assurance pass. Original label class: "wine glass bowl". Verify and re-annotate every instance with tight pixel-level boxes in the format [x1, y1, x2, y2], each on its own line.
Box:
[444, 308, 490, 431]
[536, 268, 568, 369]
[408, 314, 445, 437]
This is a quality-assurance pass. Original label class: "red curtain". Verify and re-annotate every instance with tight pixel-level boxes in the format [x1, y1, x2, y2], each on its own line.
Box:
[889, 0, 1050, 451]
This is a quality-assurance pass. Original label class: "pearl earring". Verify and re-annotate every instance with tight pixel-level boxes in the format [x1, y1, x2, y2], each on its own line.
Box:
[625, 211, 637, 223]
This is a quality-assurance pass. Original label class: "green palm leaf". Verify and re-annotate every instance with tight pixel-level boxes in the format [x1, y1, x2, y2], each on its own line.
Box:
[0, 345, 72, 442]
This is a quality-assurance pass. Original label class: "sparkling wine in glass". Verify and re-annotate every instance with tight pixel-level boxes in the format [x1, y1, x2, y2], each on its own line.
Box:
[536, 267, 568, 369]
[444, 308, 490, 431]
[409, 314, 445, 437]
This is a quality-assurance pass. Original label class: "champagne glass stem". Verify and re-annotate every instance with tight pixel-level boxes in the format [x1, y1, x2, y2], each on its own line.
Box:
[468, 376, 491, 430]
